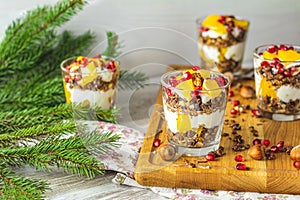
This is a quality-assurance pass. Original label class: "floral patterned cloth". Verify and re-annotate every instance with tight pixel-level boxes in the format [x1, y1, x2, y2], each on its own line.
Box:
[95, 121, 300, 200]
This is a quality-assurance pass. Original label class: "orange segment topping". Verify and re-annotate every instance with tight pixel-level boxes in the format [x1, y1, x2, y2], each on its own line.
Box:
[202, 14, 249, 34]
[203, 79, 222, 98]
[263, 49, 300, 62]
[176, 79, 194, 101]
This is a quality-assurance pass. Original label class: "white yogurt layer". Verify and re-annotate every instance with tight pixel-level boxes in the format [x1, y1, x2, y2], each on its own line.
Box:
[224, 42, 246, 61]
[254, 69, 300, 103]
[163, 104, 225, 133]
[199, 41, 246, 63]
[277, 86, 300, 103]
[97, 69, 113, 82]
[201, 27, 244, 40]
[201, 30, 226, 39]
[69, 87, 116, 109]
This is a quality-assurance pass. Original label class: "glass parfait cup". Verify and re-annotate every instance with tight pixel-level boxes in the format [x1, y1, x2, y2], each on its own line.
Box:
[253, 44, 300, 121]
[161, 68, 231, 156]
[61, 55, 120, 110]
[196, 14, 249, 75]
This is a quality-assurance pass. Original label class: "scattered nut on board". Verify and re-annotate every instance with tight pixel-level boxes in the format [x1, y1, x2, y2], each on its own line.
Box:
[240, 85, 255, 98]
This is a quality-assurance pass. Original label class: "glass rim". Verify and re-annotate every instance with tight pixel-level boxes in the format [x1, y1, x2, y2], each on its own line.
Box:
[60, 55, 118, 73]
[161, 69, 231, 92]
[253, 44, 300, 63]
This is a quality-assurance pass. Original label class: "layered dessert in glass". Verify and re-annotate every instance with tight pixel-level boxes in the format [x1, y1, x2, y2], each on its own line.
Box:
[61, 55, 119, 110]
[161, 67, 231, 156]
[197, 14, 249, 74]
[253, 44, 300, 121]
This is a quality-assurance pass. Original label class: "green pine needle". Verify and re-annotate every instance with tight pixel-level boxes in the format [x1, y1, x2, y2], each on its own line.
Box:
[0, 0, 147, 199]
[119, 70, 149, 90]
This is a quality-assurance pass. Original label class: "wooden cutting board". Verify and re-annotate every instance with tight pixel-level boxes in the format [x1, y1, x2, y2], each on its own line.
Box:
[134, 65, 300, 194]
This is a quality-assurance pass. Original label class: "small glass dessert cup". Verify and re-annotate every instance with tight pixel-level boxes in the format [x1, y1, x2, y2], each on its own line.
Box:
[253, 44, 300, 121]
[161, 67, 231, 156]
[196, 14, 249, 76]
[61, 55, 120, 110]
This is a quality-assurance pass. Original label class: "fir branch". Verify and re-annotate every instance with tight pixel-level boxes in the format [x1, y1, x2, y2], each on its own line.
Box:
[0, 103, 118, 135]
[0, 0, 87, 74]
[73, 103, 119, 124]
[0, 104, 72, 132]
[0, 165, 48, 200]
[0, 122, 75, 145]
[102, 31, 122, 58]
[119, 70, 149, 90]
[0, 130, 120, 178]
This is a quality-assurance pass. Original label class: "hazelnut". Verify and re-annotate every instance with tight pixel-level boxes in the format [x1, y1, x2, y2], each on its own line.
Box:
[290, 145, 300, 162]
[248, 144, 264, 160]
[158, 144, 176, 161]
[240, 85, 255, 98]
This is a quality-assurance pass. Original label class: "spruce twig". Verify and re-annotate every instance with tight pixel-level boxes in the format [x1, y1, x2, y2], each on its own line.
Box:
[0, 164, 49, 200]
[0, 0, 87, 75]
[0, 0, 147, 199]
[119, 70, 149, 90]
[0, 130, 120, 178]
[102, 31, 122, 58]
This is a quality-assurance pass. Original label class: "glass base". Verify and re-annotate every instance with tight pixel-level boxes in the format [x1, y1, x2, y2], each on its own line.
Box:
[259, 108, 300, 121]
[176, 143, 220, 157]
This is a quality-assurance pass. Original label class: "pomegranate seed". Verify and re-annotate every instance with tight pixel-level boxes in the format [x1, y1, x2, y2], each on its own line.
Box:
[183, 71, 193, 80]
[230, 108, 238, 115]
[273, 57, 280, 62]
[228, 91, 234, 97]
[199, 27, 209, 32]
[270, 145, 279, 153]
[192, 66, 201, 71]
[234, 155, 245, 162]
[206, 153, 216, 161]
[288, 46, 294, 50]
[293, 161, 300, 170]
[166, 88, 174, 96]
[64, 76, 70, 82]
[218, 15, 226, 23]
[169, 76, 179, 87]
[92, 54, 101, 58]
[191, 90, 199, 98]
[277, 141, 284, 149]
[280, 44, 288, 50]
[65, 66, 71, 71]
[153, 138, 161, 147]
[262, 139, 270, 147]
[278, 68, 285, 74]
[74, 75, 81, 82]
[195, 86, 202, 91]
[252, 109, 262, 117]
[260, 61, 269, 67]
[236, 163, 249, 170]
[284, 70, 291, 77]
[106, 61, 116, 71]
[269, 61, 277, 68]
[267, 45, 278, 54]
[232, 100, 240, 106]
[276, 63, 284, 69]
[290, 66, 297, 72]
[215, 77, 226, 87]
[252, 138, 261, 145]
